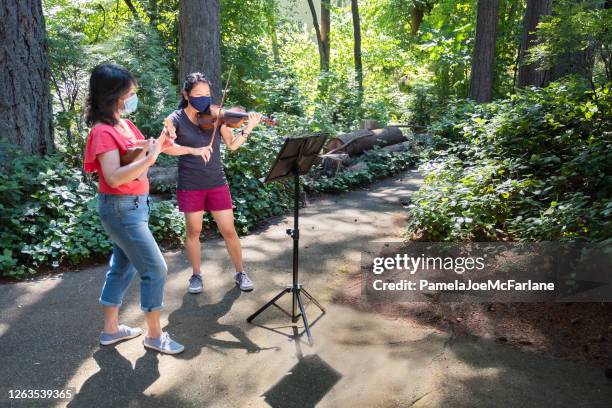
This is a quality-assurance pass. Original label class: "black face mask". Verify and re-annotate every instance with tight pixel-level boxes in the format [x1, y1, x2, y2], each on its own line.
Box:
[189, 95, 212, 113]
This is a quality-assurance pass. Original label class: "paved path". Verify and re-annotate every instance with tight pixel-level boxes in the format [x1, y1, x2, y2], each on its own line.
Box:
[1, 169, 610, 407]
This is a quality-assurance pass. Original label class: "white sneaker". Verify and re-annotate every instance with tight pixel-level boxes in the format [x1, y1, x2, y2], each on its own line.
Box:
[234, 272, 254, 291]
[188, 274, 203, 294]
[143, 332, 185, 355]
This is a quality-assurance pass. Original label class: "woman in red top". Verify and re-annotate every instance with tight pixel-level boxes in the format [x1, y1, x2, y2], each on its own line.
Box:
[83, 64, 205, 354]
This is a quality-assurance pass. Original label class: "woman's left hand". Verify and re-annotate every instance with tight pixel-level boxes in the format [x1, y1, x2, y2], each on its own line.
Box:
[160, 118, 177, 149]
[245, 112, 262, 132]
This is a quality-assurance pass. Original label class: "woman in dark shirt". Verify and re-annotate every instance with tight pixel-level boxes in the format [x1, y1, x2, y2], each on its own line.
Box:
[163, 72, 261, 293]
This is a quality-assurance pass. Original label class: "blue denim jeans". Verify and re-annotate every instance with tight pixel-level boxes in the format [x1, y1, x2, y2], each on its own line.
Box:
[97, 193, 167, 312]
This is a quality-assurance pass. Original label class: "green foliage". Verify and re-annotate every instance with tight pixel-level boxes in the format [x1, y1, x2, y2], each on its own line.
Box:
[106, 22, 177, 137]
[223, 129, 293, 233]
[149, 200, 186, 244]
[529, 0, 611, 84]
[0, 142, 109, 277]
[407, 79, 612, 242]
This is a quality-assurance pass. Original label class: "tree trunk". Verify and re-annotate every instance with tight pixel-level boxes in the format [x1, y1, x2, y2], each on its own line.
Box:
[178, 0, 222, 103]
[517, 0, 551, 87]
[351, 0, 363, 101]
[0, 0, 54, 155]
[411, 5, 425, 35]
[146, 0, 158, 28]
[266, 12, 280, 64]
[307, 0, 330, 72]
[123, 0, 141, 20]
[320, 0, 331, 72]
[469, 0, 500, 103]
[549, 0, 601, 82]
[549, 49, 595, 81]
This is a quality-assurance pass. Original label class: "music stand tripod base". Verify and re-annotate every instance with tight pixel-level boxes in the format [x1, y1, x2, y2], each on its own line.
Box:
[246, 134, 327, 346]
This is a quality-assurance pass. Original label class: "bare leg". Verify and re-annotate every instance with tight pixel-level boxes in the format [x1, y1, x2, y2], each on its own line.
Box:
[211, 209, 243, 272]
[103, 306, 120, 333]
[184, 211, 205, 275]
[145, 311, 162, 338]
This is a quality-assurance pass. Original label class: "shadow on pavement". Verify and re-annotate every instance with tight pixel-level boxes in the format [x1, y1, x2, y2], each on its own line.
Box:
[164, 286, 275, 360]
[68, 348, 159, 407]
[262, 354, 342, 408]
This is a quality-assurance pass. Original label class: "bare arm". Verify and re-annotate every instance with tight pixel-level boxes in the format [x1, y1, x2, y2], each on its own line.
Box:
[160, 115, 211, 162]
[162, 143, 196, 156]
[221, 112, 261, 152]
[220, 126, 245, 152]
[98, 140, 159, 188]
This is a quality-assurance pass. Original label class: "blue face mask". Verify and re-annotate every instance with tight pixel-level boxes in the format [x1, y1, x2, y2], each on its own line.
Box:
[123, 93, 138, 114]
[189, 95, 211, 113]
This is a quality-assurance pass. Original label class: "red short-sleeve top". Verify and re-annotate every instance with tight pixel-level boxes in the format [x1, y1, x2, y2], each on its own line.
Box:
[83, 120, 149, 195]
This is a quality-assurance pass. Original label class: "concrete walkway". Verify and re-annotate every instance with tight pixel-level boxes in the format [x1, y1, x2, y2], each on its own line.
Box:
[1, 169, 610, 407]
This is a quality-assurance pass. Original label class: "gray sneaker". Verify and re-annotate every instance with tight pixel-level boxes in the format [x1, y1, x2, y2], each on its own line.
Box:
[234, 272, 254, 291]
[99, 325, 143, 346]
[188, 274, 203, 294]
[143, 332, 185, 355]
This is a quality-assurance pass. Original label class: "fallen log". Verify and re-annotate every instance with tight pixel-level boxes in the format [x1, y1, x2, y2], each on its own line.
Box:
[324, 126, 406, 157]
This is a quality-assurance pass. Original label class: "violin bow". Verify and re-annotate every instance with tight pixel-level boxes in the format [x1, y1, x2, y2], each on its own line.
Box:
[208, 65, 233, 150]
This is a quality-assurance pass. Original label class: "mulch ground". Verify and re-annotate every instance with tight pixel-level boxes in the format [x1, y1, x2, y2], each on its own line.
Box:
[334, 273, 612, 368]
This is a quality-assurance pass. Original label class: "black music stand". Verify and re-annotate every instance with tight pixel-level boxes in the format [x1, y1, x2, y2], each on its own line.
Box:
[246, 133, 327, 345]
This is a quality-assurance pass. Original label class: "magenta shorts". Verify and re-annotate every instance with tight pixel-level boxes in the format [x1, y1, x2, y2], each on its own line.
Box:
[176, 184, 233, 213]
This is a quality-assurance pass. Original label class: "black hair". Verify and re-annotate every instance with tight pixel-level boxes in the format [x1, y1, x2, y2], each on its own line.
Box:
[178, 72, 212, 109]
[85, 64, 137, 126]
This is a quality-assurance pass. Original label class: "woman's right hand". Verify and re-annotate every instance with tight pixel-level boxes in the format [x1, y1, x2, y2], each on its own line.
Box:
[190, 146, 212, 163]
[145, 138, 163, 165]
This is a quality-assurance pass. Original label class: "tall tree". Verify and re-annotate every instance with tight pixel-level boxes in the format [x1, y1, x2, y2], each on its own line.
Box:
[351, 0, 363, 101]
[517, 0, 551, 87]
[411, 1, 434, 35]
[469, 0, 500, 103]
[178, 0, 222, 102]
[548, 0, 603, 82]
[266, 8, 281, 64]
[0, 0, 54, 155]
[307, 0, 331, 72]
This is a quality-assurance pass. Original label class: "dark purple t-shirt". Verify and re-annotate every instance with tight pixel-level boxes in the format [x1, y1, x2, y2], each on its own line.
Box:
[169, 109, 227, 190]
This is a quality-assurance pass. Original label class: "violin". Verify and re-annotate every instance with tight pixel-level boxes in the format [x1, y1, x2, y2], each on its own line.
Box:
[119, 117, 174, 166]
[197, 104, 277, 130]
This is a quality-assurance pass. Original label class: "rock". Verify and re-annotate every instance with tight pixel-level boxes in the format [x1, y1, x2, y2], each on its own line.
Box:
[570, 317, 581, 325]
[381, 141, 412, 153]
[346, 161, 368, 172]
[148, 166, 177, 193]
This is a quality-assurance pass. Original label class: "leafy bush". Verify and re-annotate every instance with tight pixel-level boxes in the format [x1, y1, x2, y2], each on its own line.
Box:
[0, 142, 186, 278]
[223, 128, 293, 233]
[0, 144, 108, 277]
[407, 79, 612, 242]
